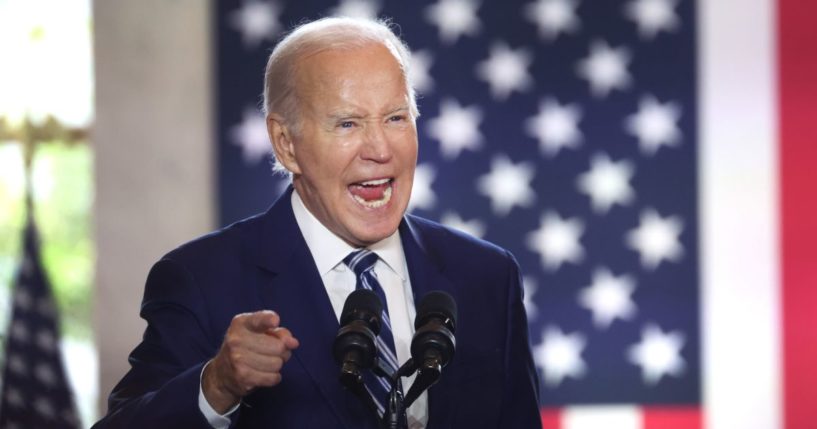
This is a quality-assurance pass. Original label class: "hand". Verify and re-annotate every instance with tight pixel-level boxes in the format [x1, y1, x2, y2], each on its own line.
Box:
[202, 310, 300, 413]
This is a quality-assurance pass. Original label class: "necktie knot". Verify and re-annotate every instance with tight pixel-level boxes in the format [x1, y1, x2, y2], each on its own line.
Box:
[343, 249, 379, 277]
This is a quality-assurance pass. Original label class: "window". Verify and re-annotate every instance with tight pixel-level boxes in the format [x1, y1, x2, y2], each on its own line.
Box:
[0, 0, 96, 425]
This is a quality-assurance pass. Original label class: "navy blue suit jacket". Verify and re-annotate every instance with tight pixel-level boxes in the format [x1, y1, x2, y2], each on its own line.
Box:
[94, 189, 540, 428]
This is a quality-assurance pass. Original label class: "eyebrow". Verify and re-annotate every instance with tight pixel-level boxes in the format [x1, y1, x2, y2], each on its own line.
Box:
[327, 105, 409, 120]
[384, 105, 410, 115]
[326, 111, 364, 121]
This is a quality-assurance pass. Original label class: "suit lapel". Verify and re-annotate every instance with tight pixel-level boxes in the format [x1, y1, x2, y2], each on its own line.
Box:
[250, 188, 365, 428]
[399, 217, 459, 429]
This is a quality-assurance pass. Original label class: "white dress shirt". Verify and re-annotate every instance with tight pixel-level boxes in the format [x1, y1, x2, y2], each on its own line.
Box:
[200, 190, 428, 428]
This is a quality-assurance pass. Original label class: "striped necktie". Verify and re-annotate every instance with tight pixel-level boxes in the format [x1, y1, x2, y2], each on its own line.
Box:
[343, 249, 401, 416]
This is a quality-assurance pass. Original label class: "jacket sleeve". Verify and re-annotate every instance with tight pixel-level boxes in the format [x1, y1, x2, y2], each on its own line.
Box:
[92, 258, 231, 429]
[498, 251, 542, 428]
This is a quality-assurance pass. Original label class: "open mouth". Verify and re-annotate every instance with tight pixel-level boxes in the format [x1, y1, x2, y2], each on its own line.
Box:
[348, 178, 394, 208]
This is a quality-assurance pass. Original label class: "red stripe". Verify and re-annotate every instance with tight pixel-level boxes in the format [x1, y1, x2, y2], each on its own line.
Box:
[540, 408, 561, 429]
[779, 0, 817, 428]
[642, 407, 701, 429]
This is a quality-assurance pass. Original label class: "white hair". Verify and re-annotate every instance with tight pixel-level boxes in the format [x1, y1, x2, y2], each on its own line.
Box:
[263, 17, 419, 175]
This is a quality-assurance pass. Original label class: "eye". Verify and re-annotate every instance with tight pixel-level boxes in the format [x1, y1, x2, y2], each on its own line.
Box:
[388, 114, 406, 123]
[338, 121, 355, 129]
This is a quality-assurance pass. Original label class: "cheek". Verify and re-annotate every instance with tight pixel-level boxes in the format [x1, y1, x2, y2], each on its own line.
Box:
[391, 130, 418, 158]
[402, 141, 419, 165]
[298, 141, 349, 178]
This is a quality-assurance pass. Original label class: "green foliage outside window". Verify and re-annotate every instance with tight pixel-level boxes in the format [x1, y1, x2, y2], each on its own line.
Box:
[0, 141, 94, 340]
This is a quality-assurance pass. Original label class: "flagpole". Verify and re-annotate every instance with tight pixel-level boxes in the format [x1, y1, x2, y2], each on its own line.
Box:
[22, 116, 35, 226]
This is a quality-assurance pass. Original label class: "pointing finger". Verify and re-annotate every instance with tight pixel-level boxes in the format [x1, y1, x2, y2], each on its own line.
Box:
[244, 310, 280, 333]
[269, 327, 300, 350]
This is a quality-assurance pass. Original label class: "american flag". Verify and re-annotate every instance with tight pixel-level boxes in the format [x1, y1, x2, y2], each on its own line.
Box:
[0, 213, 80, 428]
[215, 1, 817, 428]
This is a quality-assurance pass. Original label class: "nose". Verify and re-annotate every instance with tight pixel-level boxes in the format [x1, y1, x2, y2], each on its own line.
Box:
[360, 122, 393, 163]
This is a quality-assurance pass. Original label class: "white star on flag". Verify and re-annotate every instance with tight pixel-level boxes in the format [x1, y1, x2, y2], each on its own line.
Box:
[626, 208, 684, 270]
[34, 364, 57, 387]
[524, 0, 581, 41]
[424, 0, 482, 44]
[527, 211, 585, 271]
[33, 397, 55, 419]
[410, 49, 435, 94]
[533, 326, 588, 387]
[7, 354, 26, 376]
[36, 330, 56, 352]
[475, 42, 534, 100]
[408, 163, 437, 212]
[440, 211, 486, 238]
[576, 40, 632, 97]
[578, 267, 637, 329]
[525, 97, 583, 157]
[330, 0, 381, 19]
[229, 0, 282, 49]
[230, 108, 271, 164]
[477, 154, 536, 216]
[624, 0, 680, 39]
[576, 152, 636, 214]
[9, 321, 28, 342]
[627, 323, 686, 385]
[626, 95, 683, 155]
[13, 289, 31, 310]
[37, 298, 55, 317]
[426, 98, 484, 159]
[5, 388, 24, 408]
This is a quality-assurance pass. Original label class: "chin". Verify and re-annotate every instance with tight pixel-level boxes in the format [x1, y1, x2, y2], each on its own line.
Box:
[349, 217, 401, 246]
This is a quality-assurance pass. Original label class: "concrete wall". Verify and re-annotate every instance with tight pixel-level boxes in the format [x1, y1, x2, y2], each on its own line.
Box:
[93, 0, 214, 413]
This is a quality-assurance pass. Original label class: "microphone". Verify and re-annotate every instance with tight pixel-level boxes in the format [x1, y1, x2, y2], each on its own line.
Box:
[403, 291, 457, 408]
[333, 289, 382, 394]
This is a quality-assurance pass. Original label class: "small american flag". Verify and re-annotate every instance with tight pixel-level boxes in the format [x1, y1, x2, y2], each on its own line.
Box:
[0, 213, 80, 429]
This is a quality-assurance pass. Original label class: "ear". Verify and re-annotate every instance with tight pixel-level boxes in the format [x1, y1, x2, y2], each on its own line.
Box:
[267, 114, 302, 175]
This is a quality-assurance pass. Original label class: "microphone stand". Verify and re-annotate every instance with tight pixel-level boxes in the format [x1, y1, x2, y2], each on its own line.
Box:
[344, 352, 448, 429]
[377, 360, 408, 429]
[382, 355, 442, 429]
[342, 357, 410, 429]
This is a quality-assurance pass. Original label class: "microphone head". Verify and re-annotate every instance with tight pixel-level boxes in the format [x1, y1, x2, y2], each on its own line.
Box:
[415, 290, 457, 333]
[333, 289, 382, 369]
[340, 289, 383, 334]
[411, 291, 457, 368]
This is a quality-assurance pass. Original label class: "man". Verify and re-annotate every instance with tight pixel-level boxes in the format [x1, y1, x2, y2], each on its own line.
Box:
[94, 17, 540, 428]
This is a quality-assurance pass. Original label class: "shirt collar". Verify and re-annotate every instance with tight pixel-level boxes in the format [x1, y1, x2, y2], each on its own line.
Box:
[291, 189, 407, 281]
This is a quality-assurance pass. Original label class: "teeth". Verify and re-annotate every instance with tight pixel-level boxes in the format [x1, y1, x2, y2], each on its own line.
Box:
[352, 184, 392, 208]
[358, 178, 390, 186]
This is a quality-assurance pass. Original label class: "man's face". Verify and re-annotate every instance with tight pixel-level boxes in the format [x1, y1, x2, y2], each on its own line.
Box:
[283, 43, 418, 247]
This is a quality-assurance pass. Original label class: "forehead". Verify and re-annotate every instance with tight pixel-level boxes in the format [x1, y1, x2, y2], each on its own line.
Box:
[297, 38, 404, 73]
[294, 43, 408, 108]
